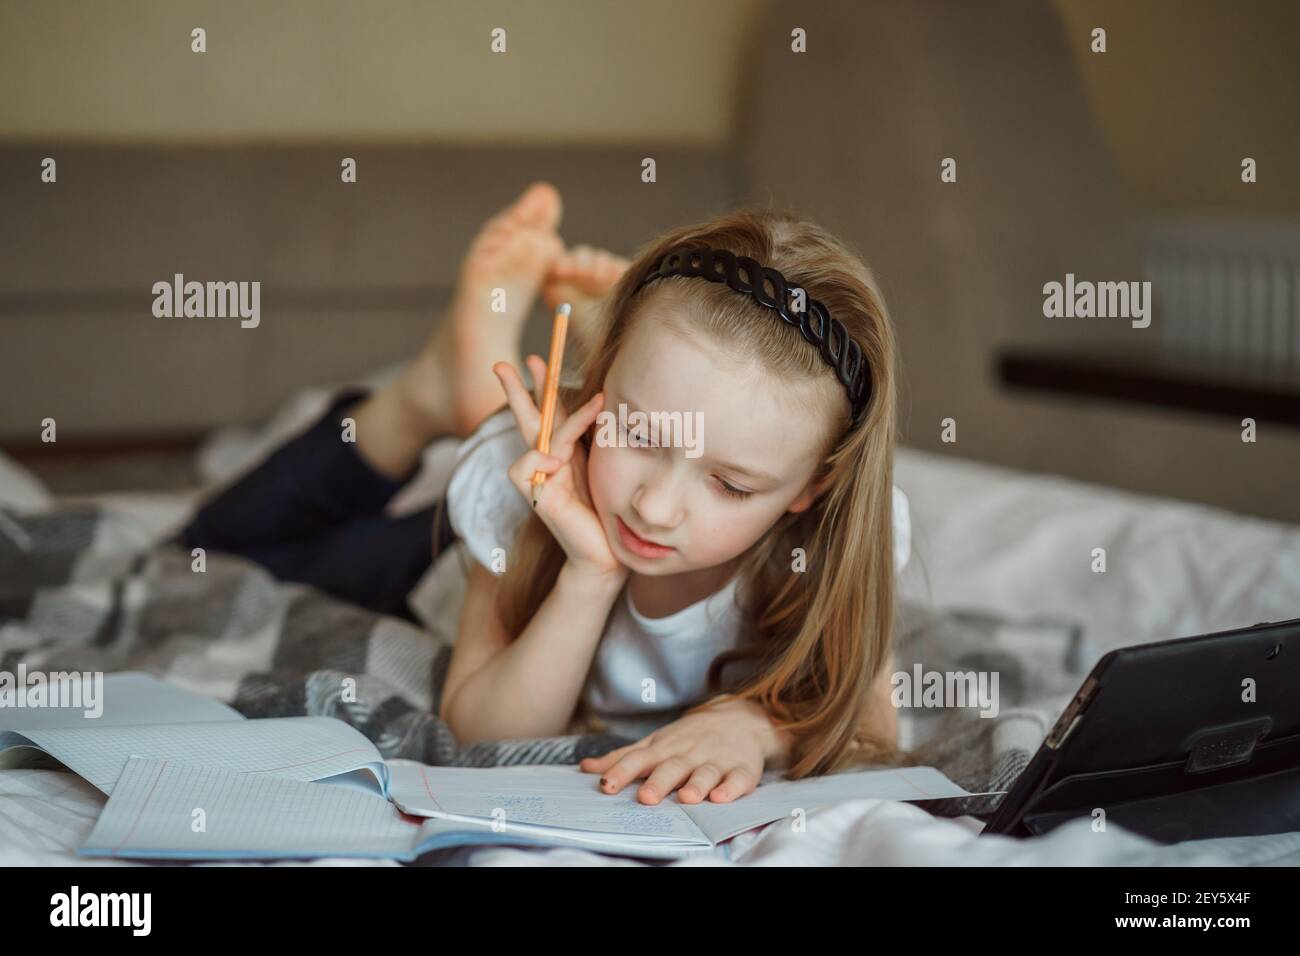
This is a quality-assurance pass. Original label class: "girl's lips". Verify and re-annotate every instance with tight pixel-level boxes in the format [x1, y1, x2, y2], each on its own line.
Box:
[616, 516, 675, 559]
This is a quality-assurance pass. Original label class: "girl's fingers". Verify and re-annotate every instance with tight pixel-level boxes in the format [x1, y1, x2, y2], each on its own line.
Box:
[637, 755, 695, 806]
[598, 747, 662, 795]
[493, 362, 541, 443]
[507, 449, 563, 496]
[579, 742, 636, 774]
[525, 354, 571, 431]
[549, 392, 604, 459]
[677, 763, 725, 805]
[524, 354, 548, 409]
[709, 766, 759, 804]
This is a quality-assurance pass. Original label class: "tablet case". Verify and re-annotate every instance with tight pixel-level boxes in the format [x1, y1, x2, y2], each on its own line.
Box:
[981, 617, 1300, 842]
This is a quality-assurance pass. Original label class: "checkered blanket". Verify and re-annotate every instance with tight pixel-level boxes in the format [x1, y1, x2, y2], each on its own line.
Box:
[0, 501, 1085, 812]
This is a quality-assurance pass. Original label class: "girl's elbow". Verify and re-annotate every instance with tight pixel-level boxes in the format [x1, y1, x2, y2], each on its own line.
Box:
[439, 690, 500, 747]
[441, 708, 478, 746]
[439, 686, 470, 739]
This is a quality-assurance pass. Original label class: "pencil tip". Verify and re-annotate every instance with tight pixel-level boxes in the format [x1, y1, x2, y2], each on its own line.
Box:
[557, 302, 571, 316]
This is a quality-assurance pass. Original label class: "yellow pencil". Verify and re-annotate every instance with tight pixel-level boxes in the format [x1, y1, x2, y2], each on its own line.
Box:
[531, 302, 570, 508]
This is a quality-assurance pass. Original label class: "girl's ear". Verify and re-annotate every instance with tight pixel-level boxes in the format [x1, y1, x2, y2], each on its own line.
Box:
[787, 471, 833, 515]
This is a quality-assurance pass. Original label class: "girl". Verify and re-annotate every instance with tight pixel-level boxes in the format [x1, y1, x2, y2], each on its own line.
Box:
[439, 201, 912, 807]
[183, 182, 911, 808]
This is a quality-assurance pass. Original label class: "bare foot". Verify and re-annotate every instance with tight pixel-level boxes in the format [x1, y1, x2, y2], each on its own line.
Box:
[541, 244, 630, 360]
[398, 182, 565, 439]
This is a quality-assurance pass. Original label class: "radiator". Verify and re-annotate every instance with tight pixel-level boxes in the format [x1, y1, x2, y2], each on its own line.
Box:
[1138, 220, 1300, 385]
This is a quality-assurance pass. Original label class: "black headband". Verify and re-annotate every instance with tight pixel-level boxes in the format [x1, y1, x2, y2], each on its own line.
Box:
[635, 245, 871, 425]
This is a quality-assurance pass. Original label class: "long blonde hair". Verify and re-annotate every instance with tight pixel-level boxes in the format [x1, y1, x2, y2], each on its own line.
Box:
[491, 209, 904, 778]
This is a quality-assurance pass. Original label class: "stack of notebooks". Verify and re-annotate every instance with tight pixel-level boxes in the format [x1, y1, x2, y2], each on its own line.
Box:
[0, 673, 988, 861]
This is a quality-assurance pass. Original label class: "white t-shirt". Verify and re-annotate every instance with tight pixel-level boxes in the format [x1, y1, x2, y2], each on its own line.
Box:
[443, 409, 912, 739]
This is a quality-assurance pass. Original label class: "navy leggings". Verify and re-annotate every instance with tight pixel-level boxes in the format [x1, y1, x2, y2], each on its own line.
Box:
[181, 388, 456, 624]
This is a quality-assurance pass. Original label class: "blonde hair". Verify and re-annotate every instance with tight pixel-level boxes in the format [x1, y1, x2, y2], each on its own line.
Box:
[490, 209, 906, 778]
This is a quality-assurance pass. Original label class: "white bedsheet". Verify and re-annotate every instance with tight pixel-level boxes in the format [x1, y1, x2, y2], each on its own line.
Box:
[893, 447, 1300, 655]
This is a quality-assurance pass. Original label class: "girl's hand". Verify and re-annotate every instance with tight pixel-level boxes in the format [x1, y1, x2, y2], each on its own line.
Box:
[580, 697, 789, 806]
[493, 356, 627, 581]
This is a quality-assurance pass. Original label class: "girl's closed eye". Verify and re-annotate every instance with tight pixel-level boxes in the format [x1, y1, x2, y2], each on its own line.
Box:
[615, 423, 753, 498]
[715, 477, 753, 500]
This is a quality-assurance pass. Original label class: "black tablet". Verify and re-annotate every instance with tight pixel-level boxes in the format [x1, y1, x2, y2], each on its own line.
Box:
[981, 616, 1300, 842]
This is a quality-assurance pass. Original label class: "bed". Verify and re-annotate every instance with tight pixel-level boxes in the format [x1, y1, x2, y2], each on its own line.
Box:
[3, 378, 1299, 867]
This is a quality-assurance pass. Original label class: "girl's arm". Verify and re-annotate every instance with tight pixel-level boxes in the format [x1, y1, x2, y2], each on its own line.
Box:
[441, 354, 627, 742]
[860, 657, 900, 748]
[440, 560, 626, 742]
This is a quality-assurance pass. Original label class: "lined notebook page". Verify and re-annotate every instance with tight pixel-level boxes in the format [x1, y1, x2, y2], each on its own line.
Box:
[681, 765, 981, 844]
[391, 761, 980, 848]
[83, 758, 698, 862]
[387, 762, 711, 845]
[6, 716, 387, 794]
[81, 756, 424, 861]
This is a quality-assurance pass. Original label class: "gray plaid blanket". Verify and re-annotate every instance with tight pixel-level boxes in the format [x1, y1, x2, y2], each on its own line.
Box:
[0, 502, 1085, 815]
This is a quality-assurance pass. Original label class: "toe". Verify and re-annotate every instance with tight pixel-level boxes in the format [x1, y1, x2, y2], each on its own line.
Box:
[514, 181, 563, 230]
[532, 230, 565, 267]
[597, 252, 624, 281]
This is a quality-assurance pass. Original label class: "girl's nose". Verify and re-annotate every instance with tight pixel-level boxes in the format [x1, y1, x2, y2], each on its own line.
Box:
[631, 470, 684, 531]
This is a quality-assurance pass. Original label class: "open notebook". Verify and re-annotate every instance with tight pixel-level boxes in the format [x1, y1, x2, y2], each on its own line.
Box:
[82, 755, 981, 861]
[1, 673, 988, 860]
[0, 673, 387, 794]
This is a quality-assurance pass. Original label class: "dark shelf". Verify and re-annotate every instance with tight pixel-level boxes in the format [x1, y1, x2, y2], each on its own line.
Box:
[997, 349, 1300, 427]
